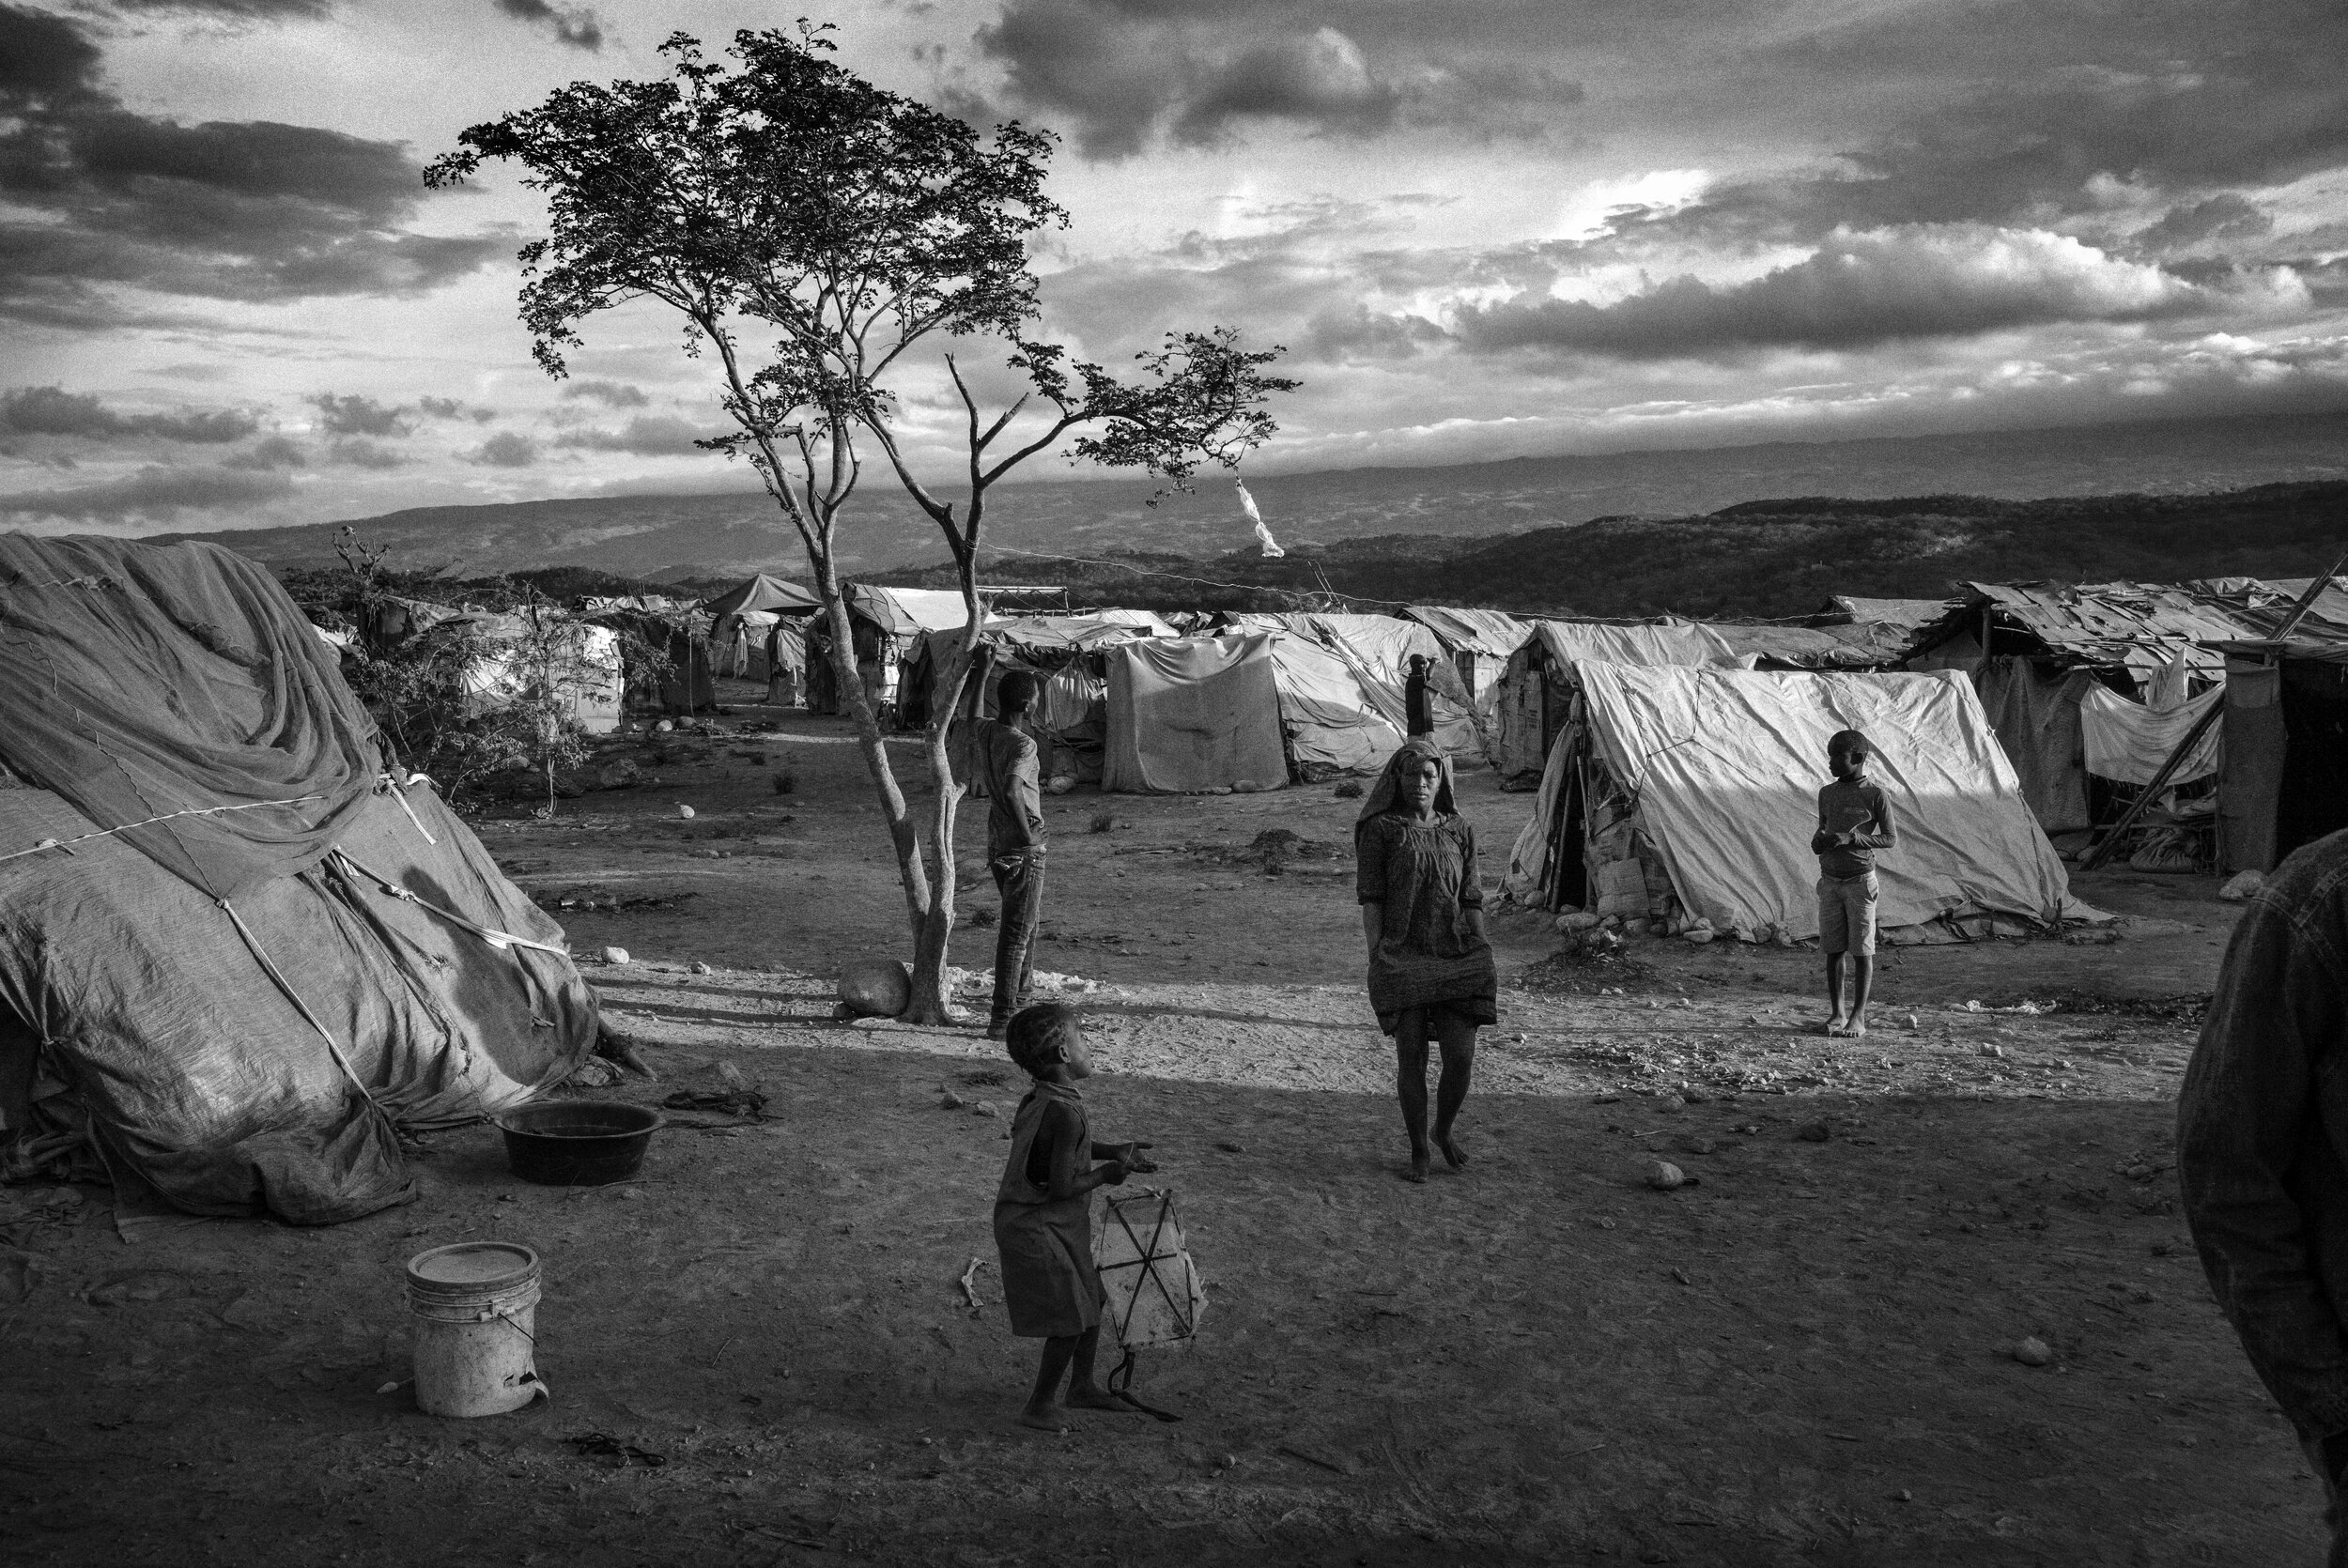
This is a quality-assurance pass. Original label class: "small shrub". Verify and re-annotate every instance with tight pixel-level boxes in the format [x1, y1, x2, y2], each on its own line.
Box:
[772, 769, 797, 795]
[1089, 810, 1116, 833]
[1334, 780, 1365, 798]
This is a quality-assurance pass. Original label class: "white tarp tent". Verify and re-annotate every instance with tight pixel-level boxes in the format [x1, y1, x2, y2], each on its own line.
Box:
[1104, 636, 1290, 793]
[1265, 634, 1407, 777]
[1506, 663, 2098, 942]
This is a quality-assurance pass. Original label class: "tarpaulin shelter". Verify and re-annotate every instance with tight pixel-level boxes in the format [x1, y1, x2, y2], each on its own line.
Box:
[0, 536, 597, 1227]
[1502, 663, 2097, 944]
[1813, 596, 1959, 639]
[1104, 635, 1289, 793]
[1491, 620, 1745, 790]
[1400, 606, 1533, 700]
[1087, 607, 1180, 638]
[1221, 613, 1480, 764]
[904, 616, 1159, 787]
[815, 585, 973, 716]
[703, 573, 820, 678]
[1902, 581, 2268, 840]
[363, 597, 623, 735]
[579, 604, 715, 715]
[1263, 634, 1410, 779]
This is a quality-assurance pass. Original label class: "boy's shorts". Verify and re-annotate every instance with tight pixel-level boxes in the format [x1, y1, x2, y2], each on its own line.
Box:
[1816, 870, 1878, 956]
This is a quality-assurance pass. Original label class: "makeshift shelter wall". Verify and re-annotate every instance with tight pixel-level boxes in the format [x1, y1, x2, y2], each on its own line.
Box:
[1491, 620, 1745, 790]
[1266, 635, 1407, 778]
[1299, 614, 1479, 761]
[1104, 636, 1288, 793]
[458, 623, 624, 735]
[1972, 657, 2096, 835]
[1573, 664, 2086, 941]
[2217, 659, 2285, 874]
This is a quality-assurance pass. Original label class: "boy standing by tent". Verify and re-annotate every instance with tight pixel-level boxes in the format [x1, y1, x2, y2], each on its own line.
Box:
[1811, 729, 1895, 1038]
[994, 1003, 1156, 1432]
[977, 670, 1048, 1040]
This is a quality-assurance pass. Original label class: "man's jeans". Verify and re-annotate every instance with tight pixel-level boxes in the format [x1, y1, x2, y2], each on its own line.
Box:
[988, 848, 1046, 1028]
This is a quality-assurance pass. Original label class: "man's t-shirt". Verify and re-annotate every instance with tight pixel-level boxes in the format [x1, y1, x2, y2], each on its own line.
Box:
[1815, 777, 1894, 879]
[976, 718, 1045, 859]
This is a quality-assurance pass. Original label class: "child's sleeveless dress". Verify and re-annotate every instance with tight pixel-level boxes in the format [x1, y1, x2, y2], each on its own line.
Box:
[992, 1080, 1105, 1338]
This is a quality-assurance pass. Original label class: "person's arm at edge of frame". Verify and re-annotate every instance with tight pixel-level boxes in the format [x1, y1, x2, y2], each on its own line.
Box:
[2178, 884, 2348, 1453]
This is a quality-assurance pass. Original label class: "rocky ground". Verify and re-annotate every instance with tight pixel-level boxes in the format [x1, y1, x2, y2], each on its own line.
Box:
[0, 684, 2313, 1567]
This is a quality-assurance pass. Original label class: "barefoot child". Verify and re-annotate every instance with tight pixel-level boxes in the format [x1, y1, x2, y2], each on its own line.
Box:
[1809, 729, 1895, 1038]
[993, 1003, 1157, 1431]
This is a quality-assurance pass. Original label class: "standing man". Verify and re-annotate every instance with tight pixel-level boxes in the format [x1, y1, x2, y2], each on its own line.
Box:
[2179, 829, 2348, 1564]
[1404, 654, 1434, 738]
[976, 670, 1048, 1040]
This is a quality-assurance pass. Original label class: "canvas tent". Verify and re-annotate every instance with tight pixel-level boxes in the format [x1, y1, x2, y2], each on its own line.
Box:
[0, 535, 597, 1227]
[1400, 606, 1533, 701]
[703, 573, 820, 684]
[1222, 612, 1480, 764]
[812, 585, 973, 715]
[366, 596, 624, 735]
[1491, 619, 1744, 789]
[1104, 635, 1290, 793]
[1503, 663, 2096, 944]
[1707, 620, 1922, 670]
[903, 615, 1159, 787]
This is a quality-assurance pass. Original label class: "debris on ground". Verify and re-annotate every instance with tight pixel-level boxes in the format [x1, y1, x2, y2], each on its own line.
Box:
[2218, 869, 2263, 902]
[2011, 1336, 2055, 1367]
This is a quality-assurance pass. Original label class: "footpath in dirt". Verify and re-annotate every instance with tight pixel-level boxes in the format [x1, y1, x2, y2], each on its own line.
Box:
[0, 688, 2316, 1568]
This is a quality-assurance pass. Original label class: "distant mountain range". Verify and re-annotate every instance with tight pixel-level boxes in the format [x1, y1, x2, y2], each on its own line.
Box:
[865, 480, 2348, 622]
[160, 407, 2348, 583]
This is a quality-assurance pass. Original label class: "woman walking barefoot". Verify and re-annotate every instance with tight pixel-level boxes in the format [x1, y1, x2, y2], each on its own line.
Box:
[1355, 738, 1498, 1182]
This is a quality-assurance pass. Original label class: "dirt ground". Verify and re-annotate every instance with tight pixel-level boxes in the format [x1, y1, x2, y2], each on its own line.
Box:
[0, 683, 2321, 1567]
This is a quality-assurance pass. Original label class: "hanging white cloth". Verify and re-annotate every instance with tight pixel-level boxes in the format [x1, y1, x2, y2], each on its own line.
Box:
[1235, 479, 1283, 558]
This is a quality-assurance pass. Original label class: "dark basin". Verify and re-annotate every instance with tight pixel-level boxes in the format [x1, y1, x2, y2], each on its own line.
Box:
[492, 1101, 661, 1186]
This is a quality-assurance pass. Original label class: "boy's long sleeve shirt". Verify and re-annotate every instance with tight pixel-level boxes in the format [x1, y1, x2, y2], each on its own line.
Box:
[1814, 777, 1894, 878]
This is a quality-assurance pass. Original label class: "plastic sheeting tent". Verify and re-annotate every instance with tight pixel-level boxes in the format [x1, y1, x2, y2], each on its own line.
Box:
[1222, 613, 1479, 763]
[1503, 664, 2098, 944]
[1491, 620, 1745, 789]
[1104, 636, 1289, 793]
[0, 536, 597, 1227]
[904, 616, 1159, 787]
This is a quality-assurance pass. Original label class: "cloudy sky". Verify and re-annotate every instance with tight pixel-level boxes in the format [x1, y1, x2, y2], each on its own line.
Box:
[3, 0, 2344, 535]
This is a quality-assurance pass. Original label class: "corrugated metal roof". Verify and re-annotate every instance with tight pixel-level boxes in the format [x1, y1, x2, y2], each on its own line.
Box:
[1956, 580, 2265, 676]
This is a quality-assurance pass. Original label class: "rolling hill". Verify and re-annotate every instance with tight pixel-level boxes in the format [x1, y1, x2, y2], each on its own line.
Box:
[158, 406, 2348, 583]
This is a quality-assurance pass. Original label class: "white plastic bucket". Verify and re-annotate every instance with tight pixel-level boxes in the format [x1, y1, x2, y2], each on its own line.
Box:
[405, 1241, 548, 1418]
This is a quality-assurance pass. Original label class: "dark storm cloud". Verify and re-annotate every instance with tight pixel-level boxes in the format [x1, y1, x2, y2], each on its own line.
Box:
[310, 392, 413, 438]
[554, 416, 712, 456]
[0, 4, 501, 328]
[0, 384, 257, 444]
[325, 437, 408, 469]
[103, 0, 333, 16]
[1451, 227, 2278, 361]
[2135, 194, 2275, 254]
[1627, 7, 2348, 250]
[471, 432, 540, 468]
[492, 0, 603, 51]
[969, 0, 1582, 159]
[0, 462, 294, 521]
[560, 379, 648, 407]
[223, 434, 306, 470]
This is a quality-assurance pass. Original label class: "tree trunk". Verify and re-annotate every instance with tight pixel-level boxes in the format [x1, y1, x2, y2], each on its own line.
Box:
[901, 630, 979, 1025]
[807, 542, 935, 966]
